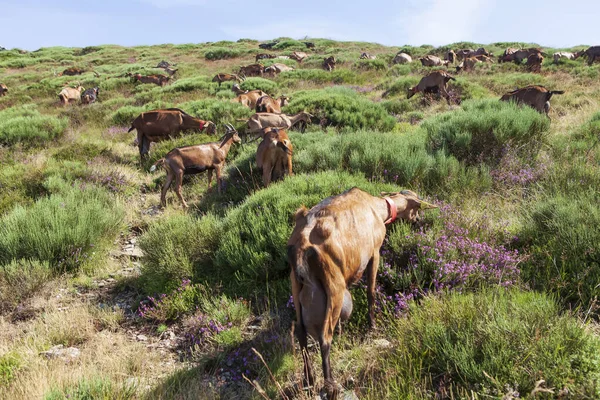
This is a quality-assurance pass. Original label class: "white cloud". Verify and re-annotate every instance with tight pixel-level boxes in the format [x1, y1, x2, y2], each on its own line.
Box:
[398, 0, 496, 45]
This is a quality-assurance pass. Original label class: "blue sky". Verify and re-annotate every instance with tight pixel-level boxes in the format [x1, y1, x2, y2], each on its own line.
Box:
[1, 0, 598, 50]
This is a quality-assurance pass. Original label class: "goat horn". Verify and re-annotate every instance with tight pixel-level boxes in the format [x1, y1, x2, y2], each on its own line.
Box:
[420, 201, 438, 210]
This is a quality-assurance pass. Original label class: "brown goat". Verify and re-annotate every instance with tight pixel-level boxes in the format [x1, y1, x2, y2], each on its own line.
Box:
[288, 188, 436, 397]
[256, 127, 293, 187]
[407, 71, 455, 103]
[233, 89, 268, 109]
[419, 55, 449, 67]
[456, 56, 481, 73]
[256, 53, 277, 62]
[446, 50, 457, 63]
[255, 95, 289, 113]
[264, 63, 294, 76]
[58, 67, 85, 76]
[133, 74, 170, 86]
[323, 56, 336, 71]
[500, 85, 564, 117]
[128, 108, 216, 163]
[246, 112, 313, 135]
[526, 52, 544, 73]
[58, 84, 84, 105]
[238, 64, 264, 77]
[498, 47, 542, 64]
[150, 124, 241, 208]
[290, 51, 309, 62]
[212, 73, 244, 86]
[0, 83, 7, 96]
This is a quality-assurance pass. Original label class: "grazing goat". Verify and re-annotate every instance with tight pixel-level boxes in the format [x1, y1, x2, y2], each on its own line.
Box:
[446, 50, 457, 64]
[290, 51, 308, 62]
[303, 42, 315, 49]
[456, 56, 481, 73]
[288, 188, 436, 398]
[256, 53, 277, 62]
[498, 47, 542, 64]
[579, 46, 600, 65]
[259, 41, 278, 50]
[238, 64, 264, 77]
[156, 61, 175, 69]
[212, 73, 244, 86]
[133, 73, 170, 86]
[500, 85, 564, 117]
[419, 55, 449, 67]
[393, 52, 412, 64]
[360, 52, 376, 60]
[58, 84, 84, 106]
[150, 124, 241, 208]
[526, 52, 544, 73]
[58, 67, 85, 76]
[553, 51, 577, 64]
[233, 89, 268, 109]
[246, 112, 313, 135]
[0, 83, 7, 96]
[264, 63, 294, 76]
[128, 108, 216, 163]
[231, 83, 248, 96]
[81, 87, 99, 104]
[407, 71, 455, 104]
[255, 95, 289, 113]
[256, 127, 293, 187]
[323, 56, 336, 71]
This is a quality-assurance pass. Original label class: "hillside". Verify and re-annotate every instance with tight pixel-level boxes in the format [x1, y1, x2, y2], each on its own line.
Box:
[1, 39, 600, 399]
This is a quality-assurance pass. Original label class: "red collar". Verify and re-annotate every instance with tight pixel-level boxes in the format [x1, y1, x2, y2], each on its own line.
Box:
[384, 197, 397, 225]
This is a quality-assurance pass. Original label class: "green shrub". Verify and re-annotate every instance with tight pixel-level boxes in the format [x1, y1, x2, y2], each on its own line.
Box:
[0, 352, 21, 387]
[354, 59, 387, 71]
[378, 289, 600, 398]
[519, 192, 600, 308]
[273, 40, 305, 50]
[204, 47, 241, 60]
[164, 76, 213, 93]
[381, 76, 420, 98]
[44, 377, 136, 400]
[0, 259, 52, 312]
[178, 99, 253, 126]
[423, 99, 550, 165]
[278, 69, 363, 86]
[139, 214, 222, 294]
[240, 77, 278, 94]
[285, 87, 396, 131]
[0, 185, 124, 272]
[0, 106, 68, 145]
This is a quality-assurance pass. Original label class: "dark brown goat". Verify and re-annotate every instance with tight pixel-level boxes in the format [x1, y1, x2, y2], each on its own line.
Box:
[212, 73, 244, 86]
[133, 74, 170, 86]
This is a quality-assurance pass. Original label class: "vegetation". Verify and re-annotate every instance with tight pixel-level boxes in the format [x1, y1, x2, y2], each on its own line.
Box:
[1, 37, 600, 399]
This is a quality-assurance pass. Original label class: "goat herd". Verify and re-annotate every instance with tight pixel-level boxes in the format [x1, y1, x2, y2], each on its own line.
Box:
[2, 41, 600, 399]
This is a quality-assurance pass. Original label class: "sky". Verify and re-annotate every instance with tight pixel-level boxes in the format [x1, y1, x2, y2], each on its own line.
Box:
[0, 0, 598, 50]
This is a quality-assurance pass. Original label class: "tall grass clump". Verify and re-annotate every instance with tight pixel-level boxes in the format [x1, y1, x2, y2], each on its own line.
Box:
[139, 214, 222, 294]
[178, 99, 253, 126]
[204, 47, 241, 60]
[519, 192, 600, 309]
[240, 77, 278, 94]
[0, 185, 124, 273]
[44, 377, 136, 400]
[285, 87, 396, 131]
[423, 99, 550, 165]
[0, 105, 68, 145]
[377, 289, 600, 398]
[278, 69, 363, 86]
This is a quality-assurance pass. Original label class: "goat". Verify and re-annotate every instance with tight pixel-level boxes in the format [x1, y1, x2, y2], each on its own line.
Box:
[0, 83, 7, 96]
[393, 52, 412, 64]
[303, 42, 315, 49]
[526, 52, 544, 73]
[579, 46, 600, 65]
[231, 83, 248, 96]
[156, 60, 175, 69]
[255, 95, 289, 113]
[58, 67, 85, 76]
[290, 51, 309, 62]
[150, 124, 241, 208]
[133, 73, 170, 86]
[360, 52, 376, 60]
[288, 188, 436, 398]
[456, 56, 481, 73]
[323, 56, 336, 71]
[498, 47, 542, 64]
[407, 71, 455, 104]
[258, 41, 278, 50]
[246, 112, 313, 135]
[81, 87, 99, 104]
[128, 108, 216, 163]
[58, 84, 84, 106]
[233, 89, 269, 109]
[419, 55, 449, 67]
[500, 85, 564, 117]
[256, 53, 277, 62]
[446, 50, 457, 64]
[264, 63, 294, 76]
[212, 73, 244, 86]
[256, 127, 293, 187]
[238, 64, 264, 77]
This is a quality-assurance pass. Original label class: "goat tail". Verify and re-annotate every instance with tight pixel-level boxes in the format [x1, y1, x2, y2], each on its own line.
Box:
[550, 90, 565, 95]
[150, 158, 165, 172]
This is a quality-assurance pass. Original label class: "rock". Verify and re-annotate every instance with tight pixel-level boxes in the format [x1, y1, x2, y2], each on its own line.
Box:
[121, 246, 143, 258]
[41, 345, 80, 361]
[136, 334, 148, 341]
[373, 339, 391, 349]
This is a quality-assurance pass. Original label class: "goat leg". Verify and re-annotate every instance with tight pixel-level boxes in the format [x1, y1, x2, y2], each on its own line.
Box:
[366, 253, 380, 329]
[174, 171, 187, 208]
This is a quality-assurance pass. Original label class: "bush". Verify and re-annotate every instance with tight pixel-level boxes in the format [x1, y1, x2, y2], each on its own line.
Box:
[240, 77, 278, 94]
[139, 213, 222, 294]
[278, 69, 363, 86]
[204, 47, 241, 61]
[354, 59, 387, 71]
[379, 289, 600, 398]
[381, 76, 420, 98]
[0, 185, 124, 272]
[0, 106, 68, 145]
[178, 99, 253, 126]
[519, 192, 600, 308]
[0, 259, 52, 312]
[423, 99, 550, 165]
[285, 87, 396, 131]
[44, 377, 136, 400]
[164, 76, 213, 93]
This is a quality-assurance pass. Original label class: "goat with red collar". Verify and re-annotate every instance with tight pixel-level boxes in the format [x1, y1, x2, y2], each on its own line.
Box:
[287, 187, 437, 398]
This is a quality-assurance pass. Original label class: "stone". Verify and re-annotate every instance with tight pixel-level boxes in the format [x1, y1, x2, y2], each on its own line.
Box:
[40, 345, 80, 361]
